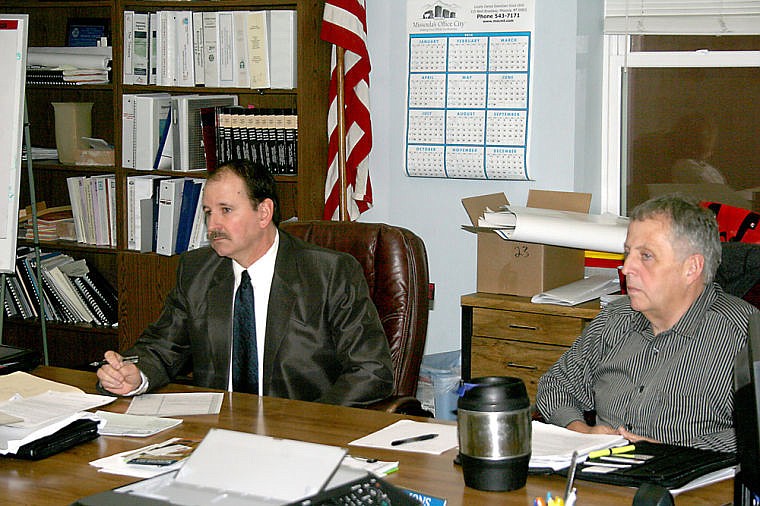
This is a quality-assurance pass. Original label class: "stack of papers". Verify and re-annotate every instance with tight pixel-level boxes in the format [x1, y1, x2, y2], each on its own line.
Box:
[531, 275, 620, 306]
[0, 390, 114, 455]
[95, 411, 182, 437]
[90, 437, 200, 479]
[530, 421, 628, 471]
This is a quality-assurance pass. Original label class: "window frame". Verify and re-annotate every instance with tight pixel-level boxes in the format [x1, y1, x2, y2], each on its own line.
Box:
[600, 33, 760, 215]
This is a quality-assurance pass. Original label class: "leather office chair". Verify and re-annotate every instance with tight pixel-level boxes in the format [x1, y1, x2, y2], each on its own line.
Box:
[280, 220, 431, 416]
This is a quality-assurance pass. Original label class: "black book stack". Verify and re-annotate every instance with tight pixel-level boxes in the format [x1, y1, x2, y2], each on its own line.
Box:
[3, 247, 118, 327]
[210, 107, 298, 175]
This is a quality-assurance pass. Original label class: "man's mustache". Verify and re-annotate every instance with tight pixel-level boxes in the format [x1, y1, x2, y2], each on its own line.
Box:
[208, 231, 229, 240]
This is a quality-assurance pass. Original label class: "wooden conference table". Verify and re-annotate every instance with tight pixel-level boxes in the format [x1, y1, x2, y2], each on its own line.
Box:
[0, 367, 732, 505]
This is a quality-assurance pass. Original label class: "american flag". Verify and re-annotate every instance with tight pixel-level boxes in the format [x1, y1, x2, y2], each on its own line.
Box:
[321, 0, 373, 221]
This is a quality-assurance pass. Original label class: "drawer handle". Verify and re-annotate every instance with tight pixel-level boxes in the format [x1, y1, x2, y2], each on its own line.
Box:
[506, 361, 538, 370]
[508, 324, 537, 331]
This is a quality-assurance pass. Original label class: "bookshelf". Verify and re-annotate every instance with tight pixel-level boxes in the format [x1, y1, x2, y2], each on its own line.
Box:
[0, 0, 330, 367]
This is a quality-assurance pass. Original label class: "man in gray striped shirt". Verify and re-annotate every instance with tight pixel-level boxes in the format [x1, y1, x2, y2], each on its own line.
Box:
[536, 194, 758, 452]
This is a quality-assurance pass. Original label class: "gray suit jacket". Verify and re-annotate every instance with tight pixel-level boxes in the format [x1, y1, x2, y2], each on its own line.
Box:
[125, 230, 394, 406]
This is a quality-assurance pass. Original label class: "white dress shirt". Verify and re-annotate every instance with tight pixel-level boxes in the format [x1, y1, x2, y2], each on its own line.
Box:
[228, 231, 278, 394]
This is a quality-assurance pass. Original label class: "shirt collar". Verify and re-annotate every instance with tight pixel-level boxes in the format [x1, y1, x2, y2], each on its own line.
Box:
[628, 282, 719, 339]
[232, 230, 279, 286]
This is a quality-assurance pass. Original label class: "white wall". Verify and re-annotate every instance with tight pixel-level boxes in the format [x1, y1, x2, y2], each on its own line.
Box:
[359, 0, 604, 354]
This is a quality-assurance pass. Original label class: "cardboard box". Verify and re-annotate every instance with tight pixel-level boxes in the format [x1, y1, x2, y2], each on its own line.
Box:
[462, 190, 592, 297]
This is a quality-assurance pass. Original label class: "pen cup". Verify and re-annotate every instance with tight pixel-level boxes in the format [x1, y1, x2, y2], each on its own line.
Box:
[457, 376, 531, 491]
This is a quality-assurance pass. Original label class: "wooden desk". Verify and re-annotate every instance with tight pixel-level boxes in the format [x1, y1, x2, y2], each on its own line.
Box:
[0, 367, 731, 505]
[461, 292, 601, 401]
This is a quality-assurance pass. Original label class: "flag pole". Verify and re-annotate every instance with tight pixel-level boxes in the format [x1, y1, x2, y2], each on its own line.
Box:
[335, 46, 349, 221]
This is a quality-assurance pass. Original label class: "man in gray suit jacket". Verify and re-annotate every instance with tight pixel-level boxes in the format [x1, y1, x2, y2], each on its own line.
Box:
[96, 160, 394, 407]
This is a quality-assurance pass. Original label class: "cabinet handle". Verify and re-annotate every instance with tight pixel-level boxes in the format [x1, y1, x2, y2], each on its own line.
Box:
[506, 361, 538, 370]
[508, 324, 537, 331]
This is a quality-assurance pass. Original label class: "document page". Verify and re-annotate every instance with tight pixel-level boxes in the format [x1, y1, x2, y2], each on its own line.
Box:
[349, 419, 458, 455]
[0, 391, 113, 428]
[95, 410, 182, 437]
[0, 371, 83, 402]
[530, 421, 628, 470]
[126, 392, 224, 416]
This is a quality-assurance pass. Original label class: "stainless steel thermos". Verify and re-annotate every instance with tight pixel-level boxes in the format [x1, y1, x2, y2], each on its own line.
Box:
[457, 376, 531, 491]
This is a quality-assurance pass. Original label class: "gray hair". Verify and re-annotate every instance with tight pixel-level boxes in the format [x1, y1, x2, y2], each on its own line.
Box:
[629, 194, 721, 285]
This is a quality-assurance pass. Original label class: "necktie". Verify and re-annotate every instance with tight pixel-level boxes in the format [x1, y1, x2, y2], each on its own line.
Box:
[232, 270, 258, 394]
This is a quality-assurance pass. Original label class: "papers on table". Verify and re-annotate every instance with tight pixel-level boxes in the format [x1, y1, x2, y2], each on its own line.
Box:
[0, 371, 84, 403]
[0, 390, 114, 454]
[531, 274, 621, 306]
[95, 410, 182, 437]
[90, 437, 199, 479]
[95, 430, 352, 504]
[669, 466, 736, 496]
[349, 419, 458, 455]
[0, 372, 115, 455]
[0, 391, 113, 429]
[530, 421, 628, 471]
[126, 392, 224, 416]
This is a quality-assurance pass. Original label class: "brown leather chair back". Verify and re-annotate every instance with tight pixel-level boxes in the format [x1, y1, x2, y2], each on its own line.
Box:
[280, 220, 430, 398]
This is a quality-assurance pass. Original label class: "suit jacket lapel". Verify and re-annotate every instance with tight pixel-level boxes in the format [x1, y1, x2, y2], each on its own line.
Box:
[264, 231, 299, 391]
[207, 257, 234, 381]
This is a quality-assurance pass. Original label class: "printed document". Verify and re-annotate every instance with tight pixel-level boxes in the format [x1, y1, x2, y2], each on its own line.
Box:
[530, 421, 627, 470]
[95, 410, 182, 437]
[126, 392, 224, 416]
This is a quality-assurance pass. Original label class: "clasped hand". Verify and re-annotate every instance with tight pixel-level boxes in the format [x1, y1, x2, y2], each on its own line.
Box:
[96, 350, 142, 395]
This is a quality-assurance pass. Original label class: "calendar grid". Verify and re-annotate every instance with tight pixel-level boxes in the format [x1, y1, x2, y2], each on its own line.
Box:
[404, 0, 534, 181]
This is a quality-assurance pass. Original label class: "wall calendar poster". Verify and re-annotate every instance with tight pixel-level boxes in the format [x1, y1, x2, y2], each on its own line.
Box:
[404, 1, 535, 180]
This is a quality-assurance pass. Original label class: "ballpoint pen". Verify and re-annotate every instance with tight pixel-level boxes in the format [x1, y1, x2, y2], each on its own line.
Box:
[89, 355, 140, 368]
[391, 433, 438, 446]
[564, 450, 578, 502]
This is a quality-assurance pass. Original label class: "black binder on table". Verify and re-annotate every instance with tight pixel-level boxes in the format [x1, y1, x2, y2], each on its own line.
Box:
[11, 418, 99, 461]
[574, 441, 736, 489]
[0, 344, 40, 374]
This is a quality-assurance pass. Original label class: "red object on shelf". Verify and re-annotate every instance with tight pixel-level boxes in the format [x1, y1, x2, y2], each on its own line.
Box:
[701, 201, 760, 243]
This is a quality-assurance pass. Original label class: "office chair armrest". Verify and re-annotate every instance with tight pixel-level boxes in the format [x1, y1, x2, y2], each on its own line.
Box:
[367, 395, 433, 417]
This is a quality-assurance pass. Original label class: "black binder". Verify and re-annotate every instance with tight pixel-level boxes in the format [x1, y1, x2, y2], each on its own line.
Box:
[573, 441, 736, 489]
[11, 418, 99, 460]
[0, 344, 40, 374]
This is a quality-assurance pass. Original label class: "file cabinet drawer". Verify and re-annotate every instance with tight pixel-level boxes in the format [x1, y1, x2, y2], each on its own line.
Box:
[472, 307, 583, 347]
[471, 336, 568, 401]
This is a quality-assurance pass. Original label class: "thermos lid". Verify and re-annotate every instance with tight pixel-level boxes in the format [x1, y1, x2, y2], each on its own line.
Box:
[457, 376, 530, 412]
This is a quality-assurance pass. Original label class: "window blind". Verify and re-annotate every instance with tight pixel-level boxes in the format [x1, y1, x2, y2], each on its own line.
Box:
[604, 0, 760, 34]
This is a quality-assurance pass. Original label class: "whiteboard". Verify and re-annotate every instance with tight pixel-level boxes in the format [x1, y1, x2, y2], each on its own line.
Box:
[0, 15, 27, 273]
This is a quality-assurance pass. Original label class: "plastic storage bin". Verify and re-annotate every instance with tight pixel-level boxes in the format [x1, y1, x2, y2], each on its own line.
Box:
[416, 350, 461, 420]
